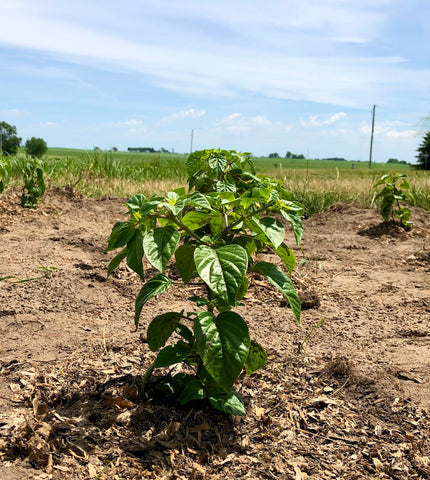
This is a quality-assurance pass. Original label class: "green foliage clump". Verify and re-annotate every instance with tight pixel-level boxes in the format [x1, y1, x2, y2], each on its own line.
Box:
[0, 121, 21, 156]
[107, 149, 304, 415]
[0, 158, 10, 193]
[21, 158, 46, 208]
[25, 137, 48, 158]
[374, 173, 414, 228]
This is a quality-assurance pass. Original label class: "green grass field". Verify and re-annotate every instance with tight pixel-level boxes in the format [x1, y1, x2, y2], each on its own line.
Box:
[3, 147, 429, 214]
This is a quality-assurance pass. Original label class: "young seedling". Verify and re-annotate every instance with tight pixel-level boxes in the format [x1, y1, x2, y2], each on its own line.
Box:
[374, 173, 414, 229]
[106, 149, 304, 415]
[21, 158, 46, 208]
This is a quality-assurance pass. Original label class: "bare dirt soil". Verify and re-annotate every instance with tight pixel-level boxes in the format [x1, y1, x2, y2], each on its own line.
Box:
[0, 188, 429, 480]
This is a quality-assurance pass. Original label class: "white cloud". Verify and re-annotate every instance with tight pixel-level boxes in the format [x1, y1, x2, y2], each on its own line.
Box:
[39, 121, 57, 127]
[214, 113, 292, 135]
[360, 122, 417, 140]
[159, 108, 206, 124]
[0, 1, 428, 108]
[301, 112, 347, 127]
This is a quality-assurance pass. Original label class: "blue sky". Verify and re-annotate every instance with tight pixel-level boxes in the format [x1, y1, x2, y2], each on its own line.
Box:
[0, 0, 429, 161]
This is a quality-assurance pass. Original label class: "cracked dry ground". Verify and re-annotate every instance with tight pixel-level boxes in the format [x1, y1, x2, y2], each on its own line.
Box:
[0, 188, 429, 480]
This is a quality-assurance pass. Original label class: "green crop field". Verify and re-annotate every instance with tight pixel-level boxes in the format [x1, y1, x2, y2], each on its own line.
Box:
[2, 147, 429, 215]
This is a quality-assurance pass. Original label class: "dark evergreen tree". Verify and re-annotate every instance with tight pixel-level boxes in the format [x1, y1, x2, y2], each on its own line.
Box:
[416, 131, 430, 170]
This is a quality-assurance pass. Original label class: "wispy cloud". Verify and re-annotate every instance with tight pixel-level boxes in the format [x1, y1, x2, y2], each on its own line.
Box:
[301, 112, 347, 127]
[360, 122, 417, 140]
[159, 109, 206, 124]
[0, 1, 428, 108]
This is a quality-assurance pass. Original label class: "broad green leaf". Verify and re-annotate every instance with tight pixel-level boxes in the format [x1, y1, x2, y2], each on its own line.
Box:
[105, 220, 136, 251]
[208, 390, 246, 416]
[216, 181, 236, 192]
[107, 248, 127, 277]
[194, 311, 250, 391]
[135, 274, 171, 327]
[236, 276, 249, 302]
[251, 262, 301, 324]
[179, 378, 206, 405]
[153, 341, 191, 367]
[208, 153, 227, 176]
[275, 243, 296, 274]
[182, 211, 211, 231]
[126, 230, 144, 279]
[143, 226, 181, 272]
[249, 216, 285, 249]
[194, 245, 248, 305]
[147, 312, 183, 351]
[126, 194, 146, 211]
[244, 340, 267, 375]
[281, 211, 303, 246]
[175, 244, 197, 283]
[176, 323, 194, 343]
[185, 191, 212, 210]
[163, 192, 185, 216]
[172, 187, 186, 196]
[209, 212, 224, 238]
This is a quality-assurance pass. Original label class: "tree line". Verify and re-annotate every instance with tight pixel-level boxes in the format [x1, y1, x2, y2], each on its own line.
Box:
[0, 121, 47, 158]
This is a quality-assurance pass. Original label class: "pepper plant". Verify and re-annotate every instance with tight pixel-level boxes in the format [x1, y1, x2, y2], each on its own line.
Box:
[374, 173, 414, 229]
[106, 149, 304, 415]
[21, 157, 46, 208]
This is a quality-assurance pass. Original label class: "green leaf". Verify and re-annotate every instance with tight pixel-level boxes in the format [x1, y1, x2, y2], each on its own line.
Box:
[175, 244, 197, 283]
[216, 181, 236, 192]
[147, 312, 183, 351]
[208, 152, 227, 176]
[126, 194, 146, 211]
[126, 230, 145, 279]
[107, 248, 127, 277]
[275, 243, 296, 274]
[249, 216, 285, 249]
[176, 323, 194, 343]
[244, 340, 267, 375]
[251, 262, 301, 324]
[281, 211, 304, 246]
[143, 226, 181, 272]
[179, 378, 206, 404]
[208, 390, 246, 416]
[106, 220, 136, 251]
[153, 341, 191, 367]
[194, 311, 250, 391]
[135, 274, 172, 328]
[181, 211, 211, 231]
[163, 191, 185, 216]
[194, 245, 248, 305]
[185, 191, 212, 210]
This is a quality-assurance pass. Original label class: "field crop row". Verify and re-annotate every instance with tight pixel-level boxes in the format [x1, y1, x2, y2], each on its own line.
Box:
[3, 148, 429, 214]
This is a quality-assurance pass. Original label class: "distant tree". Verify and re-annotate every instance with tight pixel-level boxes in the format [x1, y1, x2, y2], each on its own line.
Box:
[387, 158, 399, 164]
[25, 137, 48, 158]
[268, 152, 279, 158]
[94, 146, 100, 151]
[416, 131, 430, 170]
[0, 121, 21, 156]
[112, 147, 118, 152]
[285, 151, 292, 159]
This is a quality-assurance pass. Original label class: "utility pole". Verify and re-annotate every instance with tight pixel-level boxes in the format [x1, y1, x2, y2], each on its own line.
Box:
[190, 128, 194, 154]
[369, 104, 376, 169]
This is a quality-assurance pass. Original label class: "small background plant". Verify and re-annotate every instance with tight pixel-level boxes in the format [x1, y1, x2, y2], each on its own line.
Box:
[374, 173, 414, 229]
[107, 149, 304, 415]
[21, 157, 46, 208]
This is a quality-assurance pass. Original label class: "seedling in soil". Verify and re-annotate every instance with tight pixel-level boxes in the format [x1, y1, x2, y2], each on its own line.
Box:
[374, 173, 414, 229]
[21, 157, 46, 208]
[107, 149, 304, 415]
